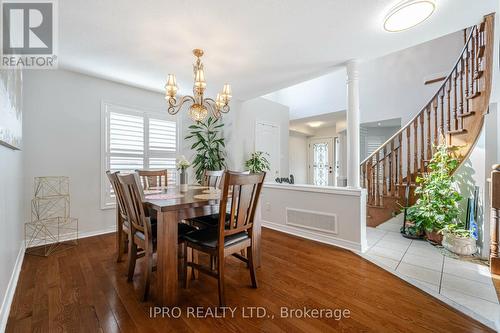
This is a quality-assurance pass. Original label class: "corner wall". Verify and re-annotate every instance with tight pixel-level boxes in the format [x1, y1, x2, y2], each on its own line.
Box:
[22, 69, 166, 236]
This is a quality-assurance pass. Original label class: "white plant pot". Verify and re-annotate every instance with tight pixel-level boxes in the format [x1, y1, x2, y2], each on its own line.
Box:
[442, 233, 477, 256]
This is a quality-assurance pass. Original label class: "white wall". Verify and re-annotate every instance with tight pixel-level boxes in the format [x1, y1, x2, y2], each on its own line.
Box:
[259, 184, 367, 252]
[232, 97, 289, 177]
[288, 131, 308, 184]
[0, 147, 24, 330]
[359, 31, 464, 125]
[22, 69, 167, 235]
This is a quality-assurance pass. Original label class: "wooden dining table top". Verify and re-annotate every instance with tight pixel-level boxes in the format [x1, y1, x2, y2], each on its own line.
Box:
[143, 185, 222, 212]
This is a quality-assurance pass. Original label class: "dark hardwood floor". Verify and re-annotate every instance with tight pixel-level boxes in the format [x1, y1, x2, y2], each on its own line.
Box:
[6, 228, 493, 333]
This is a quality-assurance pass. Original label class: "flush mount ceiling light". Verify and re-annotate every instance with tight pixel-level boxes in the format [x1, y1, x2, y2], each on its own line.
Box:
[308, 121, 324, 128]
[384, 0, 435, 32]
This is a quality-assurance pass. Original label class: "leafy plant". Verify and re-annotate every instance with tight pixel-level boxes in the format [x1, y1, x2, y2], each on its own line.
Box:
[440, 223, 472, 238]
[245, 151, 270, 174]
[406, 142, 463, 233]
[185, 116, 226, 182]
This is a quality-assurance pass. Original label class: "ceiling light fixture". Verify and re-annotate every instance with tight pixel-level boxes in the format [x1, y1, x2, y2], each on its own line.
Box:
[383, 0, 435, 32]
[165, 49, 231, 122]
[308, 121, 324, 128]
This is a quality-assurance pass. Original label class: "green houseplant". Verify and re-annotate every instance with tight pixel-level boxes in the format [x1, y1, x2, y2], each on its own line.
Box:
[185, 116, 226, 183]
[405, 141, 462, 244]
[245, 151, 270, 174]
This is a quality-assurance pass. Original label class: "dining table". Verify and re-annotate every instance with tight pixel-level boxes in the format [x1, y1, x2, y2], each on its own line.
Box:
[143, 185, 262, 306]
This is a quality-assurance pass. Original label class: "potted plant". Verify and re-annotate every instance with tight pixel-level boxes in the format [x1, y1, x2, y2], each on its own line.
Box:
[245, 151, 270, 174]
[440, 223, 477, 256]
[404, 142, 462, 245]
[176, 155, 190, 192]
[185, 116, 226, 183]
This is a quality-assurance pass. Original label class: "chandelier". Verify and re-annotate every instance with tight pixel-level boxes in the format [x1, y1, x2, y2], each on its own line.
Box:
[165, 49, 232, 122]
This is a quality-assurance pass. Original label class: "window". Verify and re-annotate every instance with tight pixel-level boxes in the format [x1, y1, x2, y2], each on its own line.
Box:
[101, 102, 179, 208]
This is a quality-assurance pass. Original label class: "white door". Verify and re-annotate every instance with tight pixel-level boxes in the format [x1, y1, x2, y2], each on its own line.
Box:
[308, 137, 334, 186]
[255, 121, 280, 181]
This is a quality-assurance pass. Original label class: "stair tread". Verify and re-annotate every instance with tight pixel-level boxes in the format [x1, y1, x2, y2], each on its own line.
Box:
[457, 111, 476, 118]
[466, 91, 481, 100]
[448, 128, 468, 135]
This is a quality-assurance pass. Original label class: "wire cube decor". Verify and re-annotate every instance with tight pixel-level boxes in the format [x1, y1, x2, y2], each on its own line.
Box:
[25, 177, 78, 256]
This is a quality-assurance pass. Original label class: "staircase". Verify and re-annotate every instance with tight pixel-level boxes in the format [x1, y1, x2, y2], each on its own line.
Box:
[361, 14, 495, 227]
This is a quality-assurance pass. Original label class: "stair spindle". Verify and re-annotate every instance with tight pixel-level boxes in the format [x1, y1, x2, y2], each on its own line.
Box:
[446, 81, 451, 143]
[433, 98, 438, 146]
[420, 114, 425, 172]
[390, 141, 395, 197]
[465, 40, 470, 113]
[375, 151, 380, 206]
[439, 89, 445, 136]
[382, 147, 387, 197]
[414, 120, 419, 178]
[406, 127, 411, 184]
[470, 27, 476, 97]
[426, 106, 431, 167]
[475, 27, 480, 94]
[459, 57, 465, 129]
[398, 133, 403, 197]
[453, 69, 458, 130]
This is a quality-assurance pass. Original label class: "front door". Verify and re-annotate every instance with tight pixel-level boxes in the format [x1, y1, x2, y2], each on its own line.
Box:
[309, 137, 334, 186]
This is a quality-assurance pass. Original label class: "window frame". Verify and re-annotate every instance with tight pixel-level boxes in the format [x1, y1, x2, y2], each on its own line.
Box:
[100, 100, 181, 209]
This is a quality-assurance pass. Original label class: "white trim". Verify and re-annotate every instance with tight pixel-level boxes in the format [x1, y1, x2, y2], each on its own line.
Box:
[263, 182, 365, 196]
[285, 207, 338, 235]
[262, 220, 362, 252]
[24, 224, 117, 248]
[0, 243, 25, 333]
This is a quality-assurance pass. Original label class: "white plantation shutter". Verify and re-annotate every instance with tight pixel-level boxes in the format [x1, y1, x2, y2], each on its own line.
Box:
[101, 103, 179, 208]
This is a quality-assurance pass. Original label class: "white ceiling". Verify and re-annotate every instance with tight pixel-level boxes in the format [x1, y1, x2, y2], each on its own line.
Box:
[290, 111, 346, 135]
[59, 0, 498, 100]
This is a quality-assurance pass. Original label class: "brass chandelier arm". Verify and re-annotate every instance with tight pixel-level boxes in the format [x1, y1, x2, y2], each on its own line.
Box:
[203, 98, 222, 118]
[167, 95, 196, 115]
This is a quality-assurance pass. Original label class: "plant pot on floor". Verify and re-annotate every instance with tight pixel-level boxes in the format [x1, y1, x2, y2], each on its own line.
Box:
[425, 230, 443, 245]
[442, 233, 477, 256]
[401, 220, 424, 239]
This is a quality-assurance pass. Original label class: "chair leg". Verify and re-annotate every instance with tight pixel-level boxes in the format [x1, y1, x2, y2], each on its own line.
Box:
[127, 240, 137, 282]
[217, 255, 225, 307]
[142, 244, 153, 301]
[248, 246, 258, 288]
[191, 249, 199, 280]
[210, 255, 216, 271]
[240, 248, 249, 268]
[184, 245, 191, 289]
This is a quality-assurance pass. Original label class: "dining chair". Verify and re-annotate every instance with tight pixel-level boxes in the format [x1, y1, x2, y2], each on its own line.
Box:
[182, 171, 265, 306]
[136, 169, 168, 190]
[202, 170, 225, 188]
[187, 170, 250, 228]
[106, 171, 130, 263]
[118, 173, 196, 301]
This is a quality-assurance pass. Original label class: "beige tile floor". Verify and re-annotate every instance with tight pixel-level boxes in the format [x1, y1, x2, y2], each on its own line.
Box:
[362, 215, 500, 331]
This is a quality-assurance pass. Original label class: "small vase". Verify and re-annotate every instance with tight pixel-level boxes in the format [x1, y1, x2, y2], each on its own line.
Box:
[180, 169, 188, 192]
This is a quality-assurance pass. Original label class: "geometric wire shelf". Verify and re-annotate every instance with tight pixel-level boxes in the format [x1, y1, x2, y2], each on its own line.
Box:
[25, 176, 79, 257]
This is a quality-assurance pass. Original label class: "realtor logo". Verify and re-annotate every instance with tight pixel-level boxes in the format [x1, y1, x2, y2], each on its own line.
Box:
[1, 0, 58, 68]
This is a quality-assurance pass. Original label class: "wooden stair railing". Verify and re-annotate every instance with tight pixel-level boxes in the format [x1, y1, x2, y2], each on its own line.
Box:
[361, 14, 495, 227]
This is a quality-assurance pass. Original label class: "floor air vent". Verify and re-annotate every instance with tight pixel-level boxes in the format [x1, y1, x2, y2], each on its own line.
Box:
[285, 208, 338, 234]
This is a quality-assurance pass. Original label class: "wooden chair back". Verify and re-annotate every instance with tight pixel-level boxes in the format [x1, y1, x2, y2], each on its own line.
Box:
[218, 172, 265, 239]
[202, 170, 224, 188]
[118, 174, 149, 235]
[106, 171, 128, 221]
[136, 169, 168, 190]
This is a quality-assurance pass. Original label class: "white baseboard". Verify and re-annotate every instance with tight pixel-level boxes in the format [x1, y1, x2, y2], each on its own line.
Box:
[0, 243, 26, 332]
[262, 220, 362, 252]
[25, 224, 117, 248]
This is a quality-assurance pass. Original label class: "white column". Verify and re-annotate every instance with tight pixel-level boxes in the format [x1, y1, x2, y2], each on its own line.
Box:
[346, 59, 360, 188]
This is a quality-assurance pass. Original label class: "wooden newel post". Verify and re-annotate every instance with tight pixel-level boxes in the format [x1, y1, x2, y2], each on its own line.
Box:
[490, 164, 500, 275]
